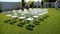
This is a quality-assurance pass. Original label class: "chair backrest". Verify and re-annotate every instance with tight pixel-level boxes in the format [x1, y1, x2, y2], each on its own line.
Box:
[29, 8, 38, 15]
[12, 10, 16, 13]
[39, 9, 48, 15]
[24, 14, 31, 18]
[18, 9, 22, 13]
[24, 9, 29, 14]
[17, 9, 23, 17]
[24, 9, 31, 18]
[17, 13, 22, 17]
[32, 8, 38, 15]
[10, 11, 15, 16]
[42, 9, 48, 13]
[29, 8, 33, 12]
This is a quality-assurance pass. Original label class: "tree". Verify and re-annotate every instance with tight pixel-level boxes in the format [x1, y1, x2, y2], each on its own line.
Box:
[22, 0, 26, 10]
[30, 1, 34, 8]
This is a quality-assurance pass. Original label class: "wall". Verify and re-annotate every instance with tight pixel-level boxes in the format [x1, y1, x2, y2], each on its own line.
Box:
[0, 2, 21, 11]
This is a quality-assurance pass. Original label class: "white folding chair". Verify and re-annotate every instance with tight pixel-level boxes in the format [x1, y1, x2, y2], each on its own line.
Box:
[12, 10, 16, 13]
[41, 9, 48, 15]
[38, 9, 44, 16]
[24, 8, 34, 21]
[17, 9, 22, 17]
[17, 9, 26, 19]
[18, 9, 22, 13]
[29, 8, 39, 18]
[5, 11, 12, 16]
[29, 8, 36, 15]
[10, 11, 18, 18]
[32, 8, 39, 18]
[24, 9, 31, 18]
[7, 10, 18, 18]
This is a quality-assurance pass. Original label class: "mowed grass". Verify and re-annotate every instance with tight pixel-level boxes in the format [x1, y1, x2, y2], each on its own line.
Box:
[0, 8, 60, 34]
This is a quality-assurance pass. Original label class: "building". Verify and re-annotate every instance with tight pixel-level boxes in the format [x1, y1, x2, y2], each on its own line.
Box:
[0, 0, 22, 11]
[0, 2, 22, 11]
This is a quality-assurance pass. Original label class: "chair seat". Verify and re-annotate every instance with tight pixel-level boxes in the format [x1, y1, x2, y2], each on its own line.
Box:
[24, 14, 31, 18]
[11, 16, 18, 18]
[42, 12, 48, 15]
[18, 17, 26, 19]
[7, 14, 12, 16]
[33, 15, 39, 18]
[26, 18, 34, 21]
[38, 14, 43, 16]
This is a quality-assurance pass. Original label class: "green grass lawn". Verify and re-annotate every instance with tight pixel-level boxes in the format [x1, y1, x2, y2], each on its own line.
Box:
[0, 8, 60, 34]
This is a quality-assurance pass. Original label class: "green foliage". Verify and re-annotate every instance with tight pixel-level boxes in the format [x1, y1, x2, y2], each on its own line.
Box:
[30, 1, 34, 8]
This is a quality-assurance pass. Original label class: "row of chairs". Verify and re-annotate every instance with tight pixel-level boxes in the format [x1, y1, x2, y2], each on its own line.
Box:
[4, 8, 48, 31]
[4, 8, 48, 21]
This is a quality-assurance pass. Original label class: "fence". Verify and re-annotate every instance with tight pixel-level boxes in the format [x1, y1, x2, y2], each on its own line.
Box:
[32, 2, 56, 8]
[43, 2, 55, 8]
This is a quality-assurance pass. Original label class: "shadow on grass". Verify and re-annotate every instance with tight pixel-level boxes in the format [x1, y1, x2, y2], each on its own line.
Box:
[3, 15, 49, 31]
[4, 19, 17, 25]
[17, 20, 31, 27]
[9, 20, 17, 25]
[4, 19, 11, 23]
[26, 24, 35, 31]
[17, 22, 26, 27]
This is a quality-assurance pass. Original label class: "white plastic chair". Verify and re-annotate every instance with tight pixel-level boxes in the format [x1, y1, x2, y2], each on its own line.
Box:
[17, 9, 22, 17]
[17, 9, 26, 19]
[32, 8, 39, 18]
[41, 9, 48, 15]
[10, 11, 18, 18]
[12, 10, 16, 13]
[24, 9, 31, 18]
[29, 8, 39, 18]
[5, 11, 12, 16]
[18, 9, 22, 13]
[7, 10, 18, 18]
[24, 8, 34, 21]
[36, 9, 42, 15]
